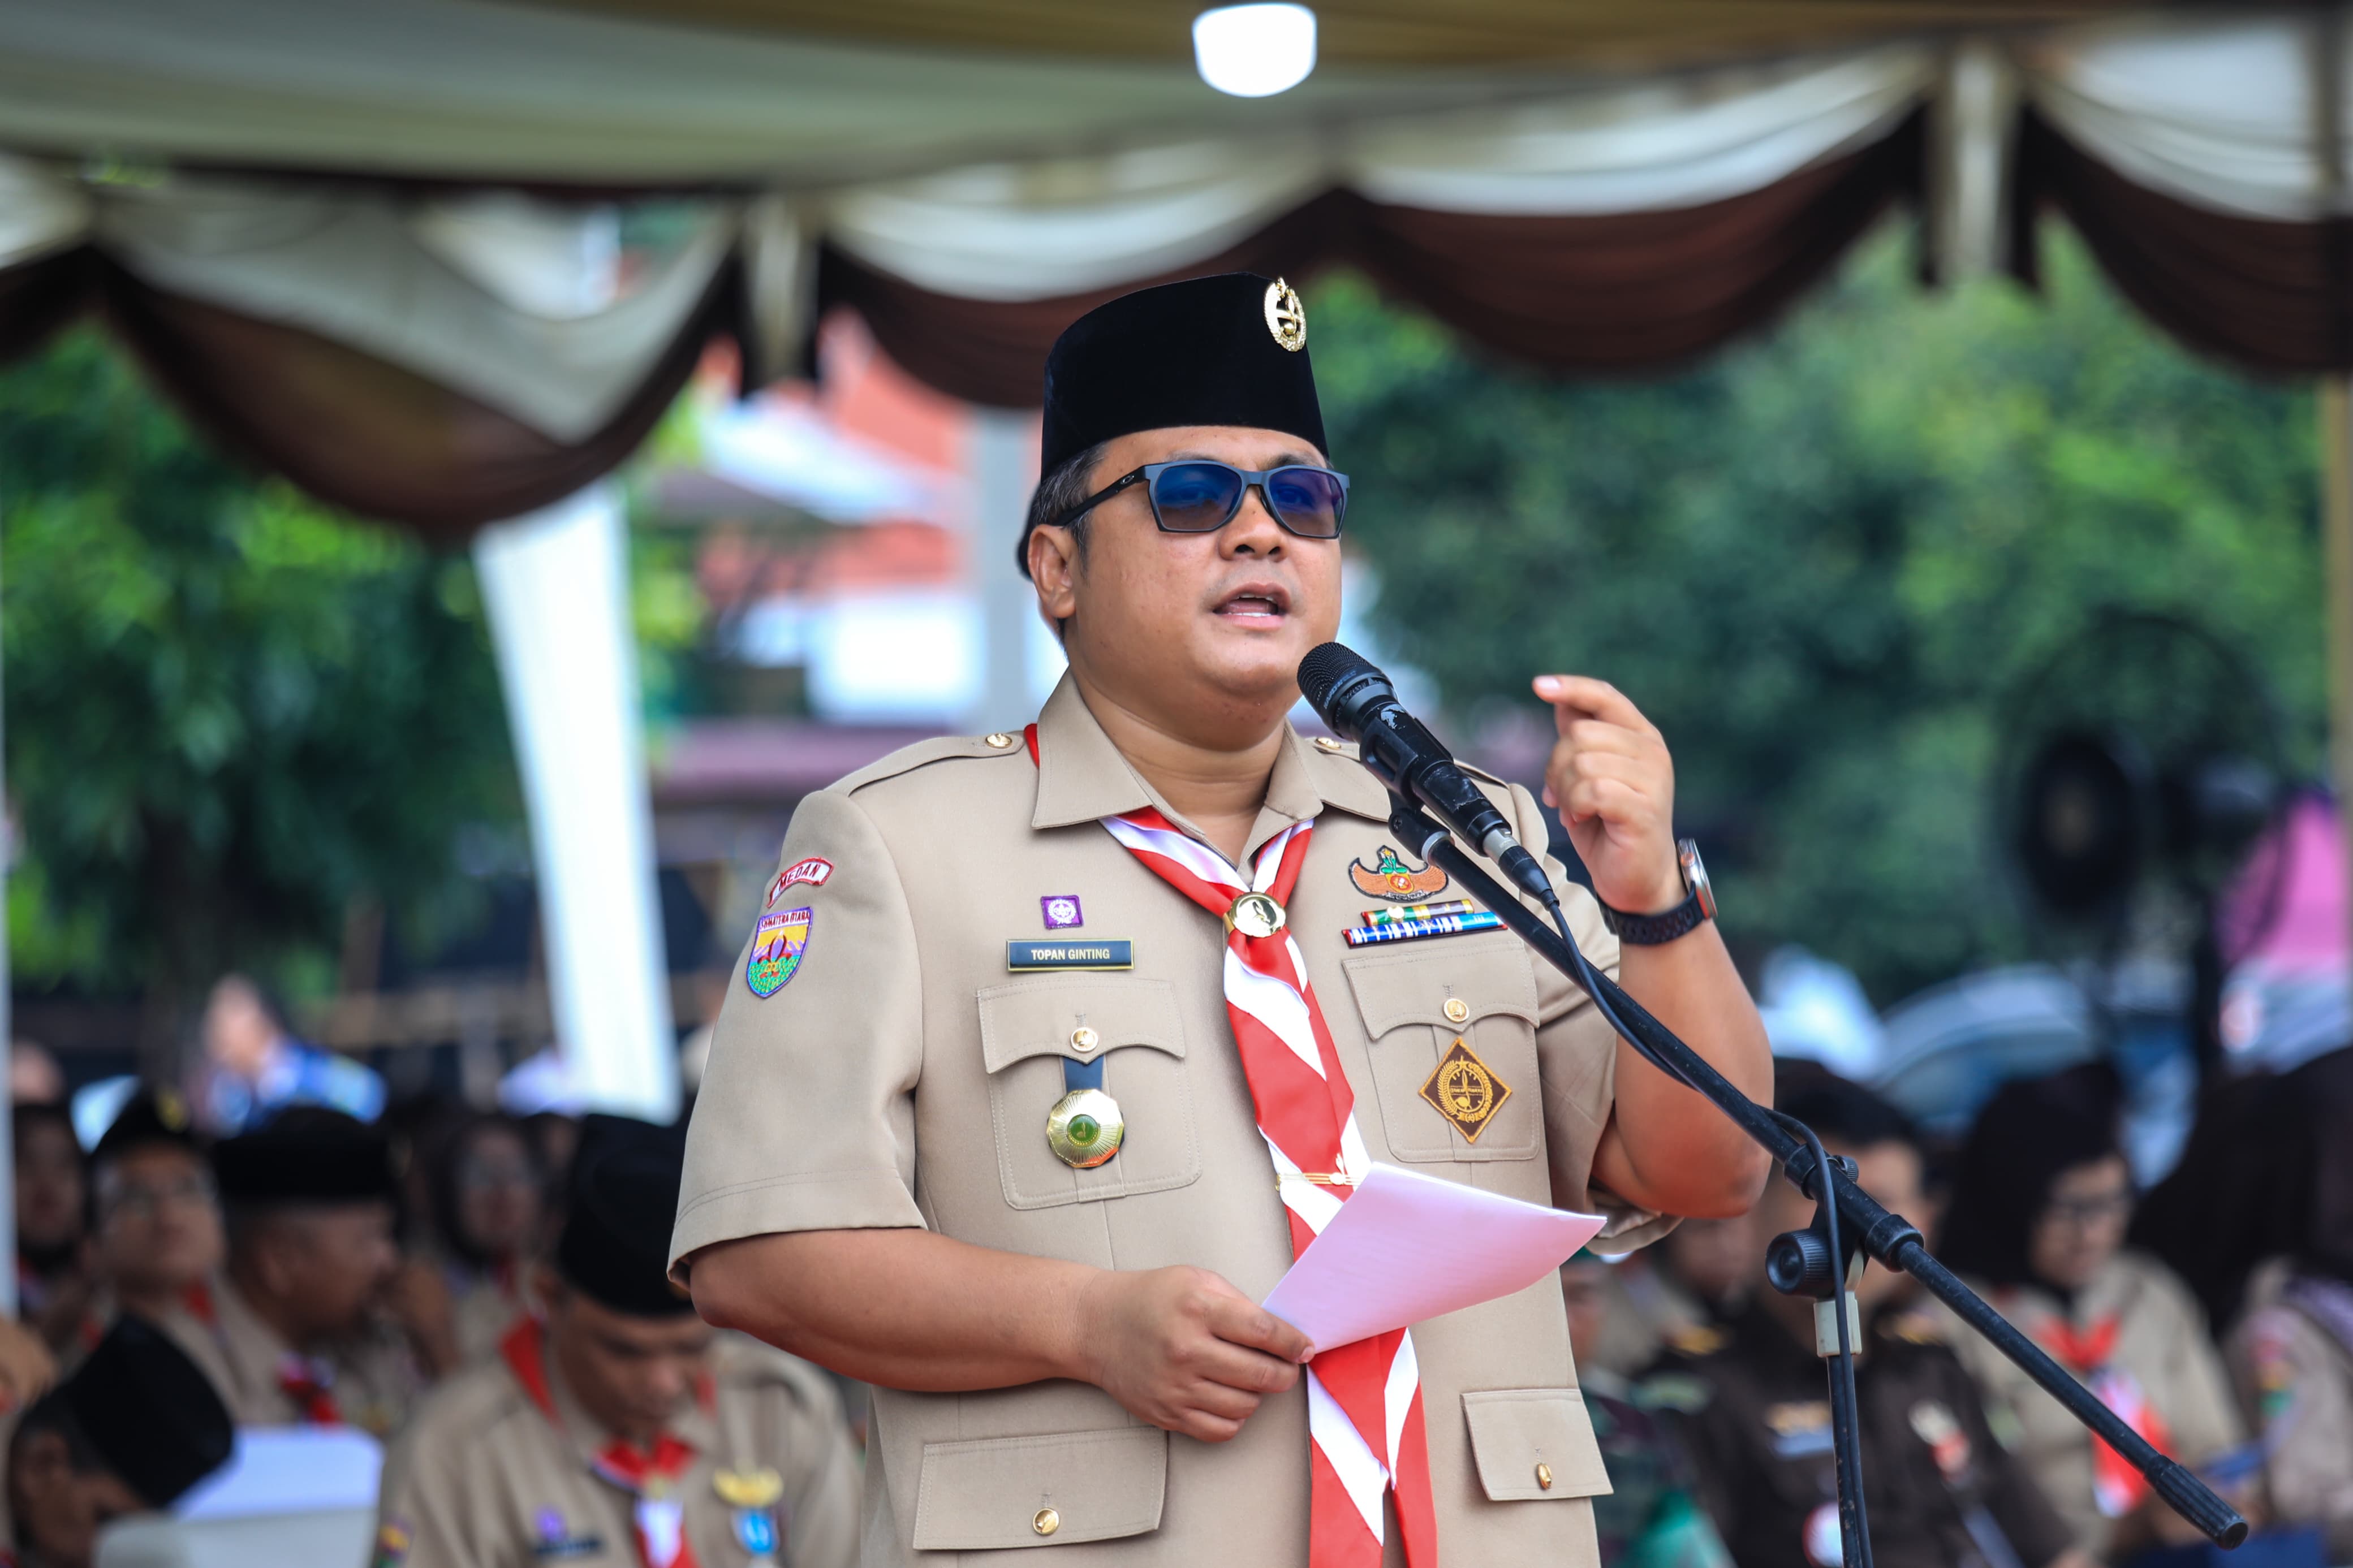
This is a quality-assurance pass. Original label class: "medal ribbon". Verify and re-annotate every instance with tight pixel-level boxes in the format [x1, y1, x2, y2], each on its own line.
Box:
[274, 1354, 344, 1426]
[2031, 1310, 2171, 1518]
[1049, 725, 1434, 1568]
[501, 1318, 703, 1568]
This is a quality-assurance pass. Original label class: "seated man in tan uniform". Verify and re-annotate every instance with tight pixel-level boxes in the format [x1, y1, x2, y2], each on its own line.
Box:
[673, 272, 1774, 1568]
[201, 1114, 424, 1435]
[377, 1122, 860, 1568]
[64, 1091, 226, 1374]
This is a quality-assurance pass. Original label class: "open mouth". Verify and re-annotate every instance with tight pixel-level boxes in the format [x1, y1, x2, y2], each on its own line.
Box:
[1214, 583, 1291, 623]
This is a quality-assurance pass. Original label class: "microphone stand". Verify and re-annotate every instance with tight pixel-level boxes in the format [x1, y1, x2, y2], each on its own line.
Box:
[1384, 796, 2248, 1559]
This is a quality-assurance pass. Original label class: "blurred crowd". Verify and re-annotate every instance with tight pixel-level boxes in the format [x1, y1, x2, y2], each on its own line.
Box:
[9, 973, 2353, 1568]
[1567, 1049, 2353, 1568]
[1, 975, 864, 1568]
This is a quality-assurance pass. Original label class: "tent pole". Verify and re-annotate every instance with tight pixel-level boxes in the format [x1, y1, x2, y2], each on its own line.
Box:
[2322, 382, 2353, 932]
[0, 512, 15, 1318]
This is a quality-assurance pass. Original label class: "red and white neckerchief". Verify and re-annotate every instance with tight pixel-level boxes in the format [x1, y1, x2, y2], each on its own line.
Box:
[1031, 724, 1437, 1568]
[275, 1352, 344, 1426]
[502, 1318, 705, 1568]
[2024, 1307, 2174, 1518]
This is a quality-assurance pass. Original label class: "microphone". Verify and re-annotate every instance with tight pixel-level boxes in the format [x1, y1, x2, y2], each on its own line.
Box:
[1297, 643, 1554, 904]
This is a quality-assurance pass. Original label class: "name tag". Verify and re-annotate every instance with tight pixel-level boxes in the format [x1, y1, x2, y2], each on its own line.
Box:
[1007, 940, 1133, 971]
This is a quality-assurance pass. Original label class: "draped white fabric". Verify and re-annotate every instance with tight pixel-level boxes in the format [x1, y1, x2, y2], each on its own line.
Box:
[0, 11, 2336, 360]
[2022, 13, 2353, 221]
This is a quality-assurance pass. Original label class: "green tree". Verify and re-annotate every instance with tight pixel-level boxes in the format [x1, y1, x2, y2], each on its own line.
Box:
[1317, 223, 2323, 1003]
[0, 329, 518, 1005]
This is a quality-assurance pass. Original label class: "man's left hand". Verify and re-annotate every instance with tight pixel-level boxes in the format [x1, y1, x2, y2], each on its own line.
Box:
[1533, 675, 1681, 914]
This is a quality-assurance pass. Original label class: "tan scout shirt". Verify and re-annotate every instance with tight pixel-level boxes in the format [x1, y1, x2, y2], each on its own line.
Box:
[199, 1273, 423, 1436]
[377, 1325, 860, 1568]
[673, 673, 1664, 1568]
[1942, 1250, 2243, 1556]
[2226, 1268, 2353, 1560]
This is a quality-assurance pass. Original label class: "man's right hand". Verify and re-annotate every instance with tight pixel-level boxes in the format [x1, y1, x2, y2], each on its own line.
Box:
[1075, 1265, 1313, 1442]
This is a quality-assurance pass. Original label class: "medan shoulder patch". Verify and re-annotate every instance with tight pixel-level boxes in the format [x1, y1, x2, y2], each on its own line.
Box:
[745, 906, 813, 997]
[766, 857, 833, 906]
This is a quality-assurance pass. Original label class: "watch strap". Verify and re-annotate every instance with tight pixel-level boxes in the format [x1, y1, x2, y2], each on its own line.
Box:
[1598, 892, 1708, 946]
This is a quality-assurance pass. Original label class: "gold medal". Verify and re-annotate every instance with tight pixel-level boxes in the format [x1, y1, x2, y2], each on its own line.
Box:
[1046, 1087, 1124, 1168]
[1225, 891, 1287, 939]
[714, 1467, 784, 1509]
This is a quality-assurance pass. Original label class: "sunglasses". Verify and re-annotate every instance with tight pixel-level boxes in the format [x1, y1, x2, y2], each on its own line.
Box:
[1055, 460, 1350, 540]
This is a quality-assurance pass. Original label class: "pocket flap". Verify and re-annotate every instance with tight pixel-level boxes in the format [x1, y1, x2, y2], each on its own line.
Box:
[1343, 943, 1541, 1037]
[977, 978, 1187, 1073]
[1462, 1389, 1613, 1502]
[911, 1427, 1167, 1550]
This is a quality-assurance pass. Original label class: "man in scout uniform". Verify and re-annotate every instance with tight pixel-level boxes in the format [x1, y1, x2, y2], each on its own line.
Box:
[63, 1091, 227, 1373]
[202, 1113, 424, 1433]
[1639, 1076, 2085, 1568]
[3, 1316, 234, 1568]
[674, 271, 1774, 1568]
[376, 1122, 860, 1568]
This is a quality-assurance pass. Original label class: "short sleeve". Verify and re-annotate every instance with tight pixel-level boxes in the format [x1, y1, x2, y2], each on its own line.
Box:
[671, 788, 929, 1282]
[1506, 780, 1670, 1243]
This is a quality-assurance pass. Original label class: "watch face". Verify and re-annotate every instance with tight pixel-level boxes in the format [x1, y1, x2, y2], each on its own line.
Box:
[1678, 839, 1717, 921]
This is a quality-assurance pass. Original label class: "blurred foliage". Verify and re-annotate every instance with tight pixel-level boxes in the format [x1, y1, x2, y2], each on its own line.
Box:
[0, 329, 518, 999]
[1316, 222, 2324, 1004]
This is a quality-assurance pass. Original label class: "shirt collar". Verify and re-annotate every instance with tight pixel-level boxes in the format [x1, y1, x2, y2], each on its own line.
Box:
[1027, 672, 1391, 854]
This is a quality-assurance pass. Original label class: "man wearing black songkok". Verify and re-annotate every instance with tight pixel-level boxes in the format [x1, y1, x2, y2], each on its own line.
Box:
[4, 1316, 232, 1568]
[374, 1118, 858, 1568]
[202, 1111, 423, 1433]
[675, 271, 1773, 1568]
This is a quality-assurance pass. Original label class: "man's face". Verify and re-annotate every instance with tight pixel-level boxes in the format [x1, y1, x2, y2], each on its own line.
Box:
[453, 1127, 542, 1260]
[251, 1203, 398, 1338]
[95, 1146, 223, 1297]
[1756, 1138, 1925, 1311]
[16, 1119, 85, 1253]
[546, 1281, 716, 1447]
[1032, 425, 1344, 745]
[7, 1428, 148, 1568]
[203, 978, 279, 1079]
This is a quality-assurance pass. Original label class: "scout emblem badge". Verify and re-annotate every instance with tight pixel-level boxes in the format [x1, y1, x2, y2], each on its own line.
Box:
[1041, 894, 1084, 930]
[1264, 276, 1305, 351]
[1419, 1037, 1512, 1143]
[745, 906, 812, 997]
[717, 1470, 786, 1561]
[1350, 843, 1450, 902]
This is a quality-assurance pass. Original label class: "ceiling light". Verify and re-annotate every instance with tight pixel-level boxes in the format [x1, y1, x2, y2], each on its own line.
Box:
[1192, 5, 1317, 98]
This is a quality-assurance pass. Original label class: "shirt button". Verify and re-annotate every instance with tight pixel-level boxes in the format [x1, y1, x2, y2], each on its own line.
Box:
[1443, 997, 1470, 1024]
[1535, 1462, 1554, 1491]
[984, 732, 1016, 749]
[1033, 1508, 1061, 1536]
[1071, 1026, 1100, 1053]
[1314, 736, 1344, 753]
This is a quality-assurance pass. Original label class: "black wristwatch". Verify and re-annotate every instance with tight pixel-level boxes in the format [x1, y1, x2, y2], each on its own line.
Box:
[1598, 840, 1716, 945]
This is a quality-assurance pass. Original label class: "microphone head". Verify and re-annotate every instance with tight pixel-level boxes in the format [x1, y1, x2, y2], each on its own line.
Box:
[1297, 642, 1393, 740]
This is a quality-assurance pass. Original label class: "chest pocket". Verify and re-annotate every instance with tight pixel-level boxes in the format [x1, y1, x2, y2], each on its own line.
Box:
[1343, 939, 1542, 1163]
[977, 978, 1201, 1210]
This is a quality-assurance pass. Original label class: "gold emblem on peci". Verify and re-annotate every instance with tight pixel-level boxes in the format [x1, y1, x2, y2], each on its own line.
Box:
[1419, 1036, 1512, 1143]
[1264, 277, 1306, 352]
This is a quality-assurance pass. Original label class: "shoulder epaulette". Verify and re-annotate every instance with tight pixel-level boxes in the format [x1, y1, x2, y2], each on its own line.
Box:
[1882, 1310, 1945, 1347]
[832, 732, 1029, 794]
[1665, 1323, 1726, 1357]
[1633, 1370, 1716, 1414]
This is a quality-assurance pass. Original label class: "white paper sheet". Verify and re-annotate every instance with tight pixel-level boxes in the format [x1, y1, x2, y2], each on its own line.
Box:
[1262, 1163, 1607, 1351]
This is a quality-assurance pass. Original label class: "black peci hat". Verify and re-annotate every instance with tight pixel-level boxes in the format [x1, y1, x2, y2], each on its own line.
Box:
[1024, 272, 1328, 574]
[213, 1113, 395, 1207]
[93, 1088, 203, 1167]
[48, 1316, 234, 1506]
[555, 1120, 695, 1318]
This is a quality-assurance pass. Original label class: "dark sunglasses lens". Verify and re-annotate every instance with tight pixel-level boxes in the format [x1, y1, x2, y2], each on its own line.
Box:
[1266, 468, 1346, 537]
[1149, 464, 1244, 532]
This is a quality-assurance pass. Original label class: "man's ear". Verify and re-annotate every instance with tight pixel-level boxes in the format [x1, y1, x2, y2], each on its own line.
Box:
[1028, 525, 1080, 627]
